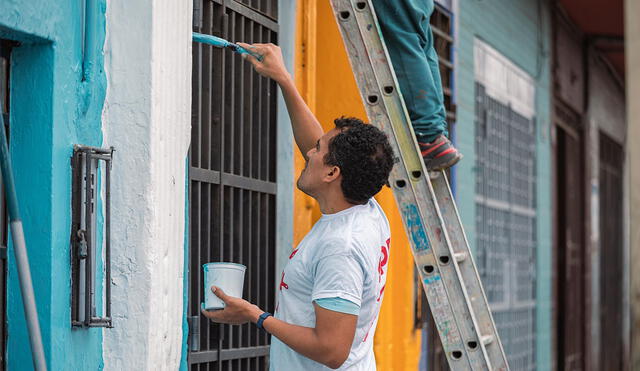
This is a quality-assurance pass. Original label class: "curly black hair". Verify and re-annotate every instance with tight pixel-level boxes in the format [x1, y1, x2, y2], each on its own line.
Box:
[324, 117, 397, 204]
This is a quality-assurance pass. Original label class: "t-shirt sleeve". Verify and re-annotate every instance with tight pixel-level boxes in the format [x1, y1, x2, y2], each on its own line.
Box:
[314, 297, 361, 315]
[311, 252, 365, 307]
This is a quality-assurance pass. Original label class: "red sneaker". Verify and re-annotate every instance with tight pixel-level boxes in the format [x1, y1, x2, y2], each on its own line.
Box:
[418, 135, 463, 171]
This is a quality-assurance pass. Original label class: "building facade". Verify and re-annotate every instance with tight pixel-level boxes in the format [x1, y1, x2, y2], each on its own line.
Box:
[0, 0, 634, 370]
[0, 0, 192, 369]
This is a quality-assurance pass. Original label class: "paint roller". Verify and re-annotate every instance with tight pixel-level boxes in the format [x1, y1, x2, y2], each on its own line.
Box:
[192, 32, 264, 62]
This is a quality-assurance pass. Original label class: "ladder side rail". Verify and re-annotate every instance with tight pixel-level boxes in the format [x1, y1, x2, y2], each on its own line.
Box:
[432, 174, 509, 367]
[330, 1, 510, 370]
[344, 1, 499, 369]
[330, 1, 496, 369]
[328, 1, 469, 365]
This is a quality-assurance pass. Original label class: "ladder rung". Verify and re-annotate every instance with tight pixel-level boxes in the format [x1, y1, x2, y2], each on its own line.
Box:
[481, 335, 494, 346]
[454, 252, 467, 263]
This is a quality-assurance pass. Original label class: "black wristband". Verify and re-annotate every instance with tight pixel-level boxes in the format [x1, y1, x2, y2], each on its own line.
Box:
[256, 312, 272, 331]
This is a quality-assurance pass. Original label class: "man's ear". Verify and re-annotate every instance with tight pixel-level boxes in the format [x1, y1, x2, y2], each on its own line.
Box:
[324, 166, 341, 182]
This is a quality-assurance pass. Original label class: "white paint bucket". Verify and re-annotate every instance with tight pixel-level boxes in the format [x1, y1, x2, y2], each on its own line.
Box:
[203, 262, 246, 310]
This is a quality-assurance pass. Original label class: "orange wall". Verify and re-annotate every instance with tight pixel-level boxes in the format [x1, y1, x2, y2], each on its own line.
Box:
[293, 2, 422, 369]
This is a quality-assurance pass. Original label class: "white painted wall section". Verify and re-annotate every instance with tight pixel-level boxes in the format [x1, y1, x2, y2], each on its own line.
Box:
[147, 0, 192, 367]
[102, 0, 191, 369]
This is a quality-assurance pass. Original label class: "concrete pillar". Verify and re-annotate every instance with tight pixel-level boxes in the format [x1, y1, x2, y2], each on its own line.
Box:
[102, 0, 192, 369]
[625, 0, 640, 369]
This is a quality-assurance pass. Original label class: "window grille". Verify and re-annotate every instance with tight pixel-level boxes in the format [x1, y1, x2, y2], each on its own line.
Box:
[474, 39, 537, 370]
[188, 0, 278, 369]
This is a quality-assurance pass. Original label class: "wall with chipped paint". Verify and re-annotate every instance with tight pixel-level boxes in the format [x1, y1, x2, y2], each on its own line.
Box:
[0, 0, 192, 369]
[102, 0, 191, 369]
[0, 0, 107, 369]
[456, 0, 553, 369]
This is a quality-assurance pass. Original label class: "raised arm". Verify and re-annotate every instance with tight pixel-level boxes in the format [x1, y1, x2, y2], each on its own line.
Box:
[237, 42, 324, 160]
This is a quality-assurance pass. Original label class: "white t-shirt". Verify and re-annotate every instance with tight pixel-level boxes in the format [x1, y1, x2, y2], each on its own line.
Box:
[270, 198, 391, 371]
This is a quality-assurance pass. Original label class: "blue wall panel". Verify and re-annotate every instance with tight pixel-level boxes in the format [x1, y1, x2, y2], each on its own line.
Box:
[0, 0, 107, 369]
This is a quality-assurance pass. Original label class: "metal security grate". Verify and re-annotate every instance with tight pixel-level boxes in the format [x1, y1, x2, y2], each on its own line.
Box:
[599, 133, 624, 370]
[475, 83, 537, 371]
[189, 0, 278, 370]
[233, 0, 277, 20]
[430, 4, 455, 124]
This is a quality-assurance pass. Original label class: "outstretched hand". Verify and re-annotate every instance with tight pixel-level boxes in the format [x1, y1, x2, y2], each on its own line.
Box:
[237, 42, 290, 84]
[201, 286, 263, 325]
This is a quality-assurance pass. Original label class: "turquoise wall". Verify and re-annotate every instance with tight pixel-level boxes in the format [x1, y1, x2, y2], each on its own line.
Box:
[0, 0, 107, 369]
[455, 0, 552, 369]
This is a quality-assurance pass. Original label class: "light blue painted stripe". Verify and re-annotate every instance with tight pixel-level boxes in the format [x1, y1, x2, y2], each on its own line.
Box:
[423, 275, 442, 285]
[180, 157, 189, 371]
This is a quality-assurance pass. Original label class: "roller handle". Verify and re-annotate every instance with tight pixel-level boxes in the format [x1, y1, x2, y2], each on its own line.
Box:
[192, 32, 264, 62]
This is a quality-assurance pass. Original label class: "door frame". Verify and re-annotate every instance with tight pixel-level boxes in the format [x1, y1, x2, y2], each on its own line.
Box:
[551, 99, 591, 371]
[551, 6, 593, 369]
[597, 131, 625, 370]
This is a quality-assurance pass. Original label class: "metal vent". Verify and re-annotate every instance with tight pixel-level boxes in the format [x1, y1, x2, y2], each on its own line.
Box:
[71, 145, 114, 328]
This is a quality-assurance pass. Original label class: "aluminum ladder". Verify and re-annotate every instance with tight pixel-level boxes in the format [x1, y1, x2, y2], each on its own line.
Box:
[329, 1, 509, 370]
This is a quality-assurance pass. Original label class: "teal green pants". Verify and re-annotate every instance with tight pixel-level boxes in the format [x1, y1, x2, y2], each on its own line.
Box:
[372, 0, 448, 143]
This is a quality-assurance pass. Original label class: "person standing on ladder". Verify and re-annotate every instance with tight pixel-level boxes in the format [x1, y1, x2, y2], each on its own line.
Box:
[201, 43, 397, 370]
[372, 0, 462, 171]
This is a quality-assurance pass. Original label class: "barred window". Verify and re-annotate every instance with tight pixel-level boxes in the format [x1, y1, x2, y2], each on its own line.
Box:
[188, 1, 278, 369]
[474, 39, 537, 371]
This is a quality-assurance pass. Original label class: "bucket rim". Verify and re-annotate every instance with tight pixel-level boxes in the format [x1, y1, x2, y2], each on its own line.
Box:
[202, 262, 247, 270]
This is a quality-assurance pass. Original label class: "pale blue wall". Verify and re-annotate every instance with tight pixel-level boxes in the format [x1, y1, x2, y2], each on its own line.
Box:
[455, 0, 552, 369]
[0, 0, 107, 369]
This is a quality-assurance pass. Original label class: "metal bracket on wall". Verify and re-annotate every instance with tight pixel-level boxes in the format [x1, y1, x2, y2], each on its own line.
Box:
[70, 145, 114, 328]
[188, 316, 200, 352]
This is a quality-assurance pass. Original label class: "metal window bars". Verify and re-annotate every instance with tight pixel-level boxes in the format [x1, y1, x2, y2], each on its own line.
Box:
[475, 83, 537, 370]
[71, 145, 114, 328]
[189, 0, 278, 369]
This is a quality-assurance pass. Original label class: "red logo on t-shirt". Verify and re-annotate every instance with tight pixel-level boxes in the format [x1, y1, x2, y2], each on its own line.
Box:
[289, 248, 299, 260]
[365, 237, 391, 341]
[377, 238, 390, 279]
[279, 271, 289, 291]
[376, 238, 390, 301]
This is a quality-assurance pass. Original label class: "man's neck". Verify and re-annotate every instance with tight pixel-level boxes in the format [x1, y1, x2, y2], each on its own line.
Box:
[316, 193, 358, 215]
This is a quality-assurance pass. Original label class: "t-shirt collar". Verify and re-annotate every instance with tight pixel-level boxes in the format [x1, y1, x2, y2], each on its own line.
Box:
[319, 199, 371, 221]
